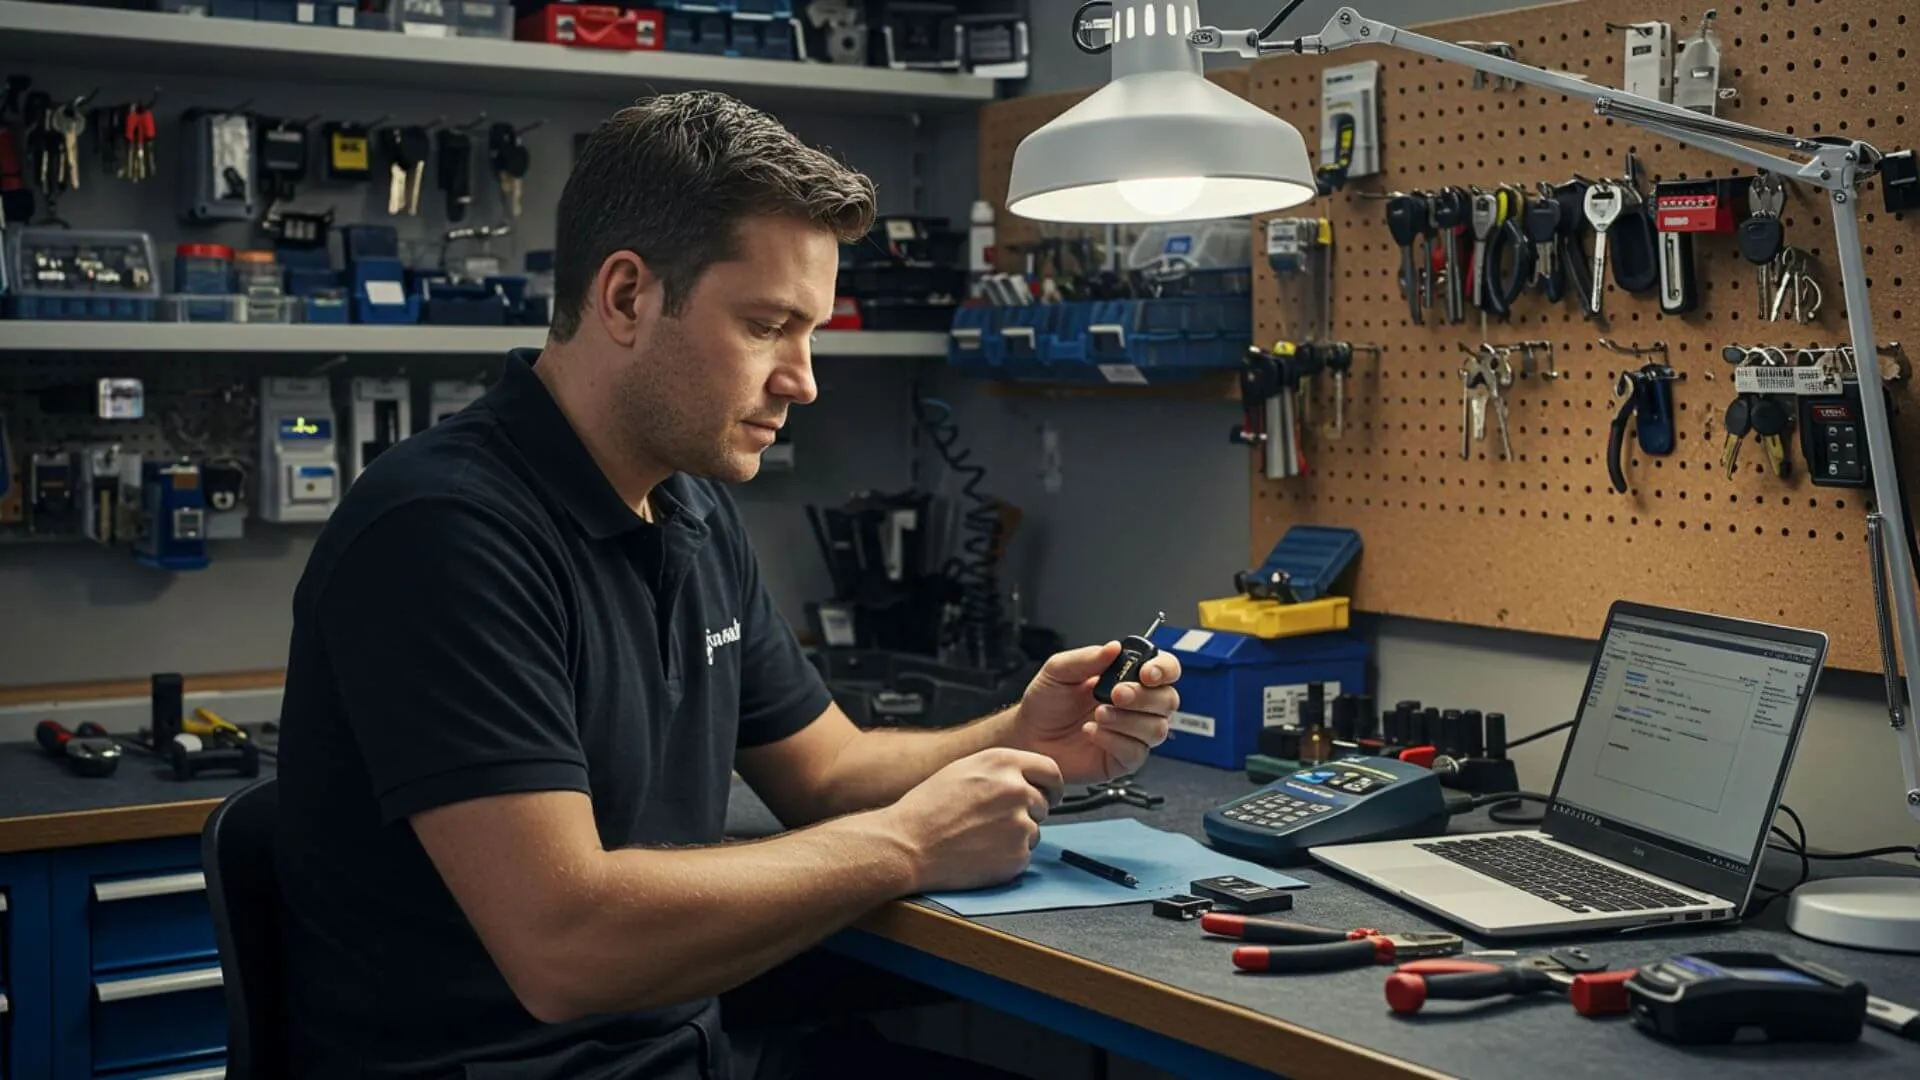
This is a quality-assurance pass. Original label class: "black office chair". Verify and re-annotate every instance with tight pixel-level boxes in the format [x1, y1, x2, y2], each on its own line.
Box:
[202, 776, 285, 1080]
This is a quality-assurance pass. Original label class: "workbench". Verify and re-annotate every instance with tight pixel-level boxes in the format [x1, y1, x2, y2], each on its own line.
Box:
[763, 759, 1920, 1080]
[5, 742, 1918, 1080]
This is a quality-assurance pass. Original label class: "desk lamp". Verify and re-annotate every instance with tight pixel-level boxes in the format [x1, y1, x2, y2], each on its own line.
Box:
[1007, 2, 1920, 953]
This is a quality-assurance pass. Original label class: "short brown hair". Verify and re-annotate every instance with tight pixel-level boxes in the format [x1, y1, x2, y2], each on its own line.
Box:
[549, 91, 878, 340]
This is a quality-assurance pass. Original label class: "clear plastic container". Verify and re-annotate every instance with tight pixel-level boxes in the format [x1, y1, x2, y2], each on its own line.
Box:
[235, 250, 289, 323]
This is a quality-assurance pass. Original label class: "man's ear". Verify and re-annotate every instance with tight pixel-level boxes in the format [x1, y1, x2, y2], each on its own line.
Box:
[592, 251, 661, 348]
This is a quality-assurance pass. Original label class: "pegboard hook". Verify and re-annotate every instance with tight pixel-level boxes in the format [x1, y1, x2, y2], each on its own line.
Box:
[1598, 338, 1670, 366]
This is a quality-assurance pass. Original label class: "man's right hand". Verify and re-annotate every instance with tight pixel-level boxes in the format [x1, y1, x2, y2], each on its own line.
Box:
[882, 747, 1064, 893]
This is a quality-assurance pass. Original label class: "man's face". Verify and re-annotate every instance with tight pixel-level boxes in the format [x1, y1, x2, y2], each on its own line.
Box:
[616, 214, 837, 484]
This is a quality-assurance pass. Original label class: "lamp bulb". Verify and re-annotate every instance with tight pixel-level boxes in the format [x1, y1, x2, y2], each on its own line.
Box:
[1116, 176, 1206, 217]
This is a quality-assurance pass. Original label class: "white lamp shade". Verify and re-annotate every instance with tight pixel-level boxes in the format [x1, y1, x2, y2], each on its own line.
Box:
[1006, 70, 1318, 225]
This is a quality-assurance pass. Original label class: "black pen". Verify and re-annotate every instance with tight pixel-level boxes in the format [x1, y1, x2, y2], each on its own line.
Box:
[1059, 848, 1139, 888]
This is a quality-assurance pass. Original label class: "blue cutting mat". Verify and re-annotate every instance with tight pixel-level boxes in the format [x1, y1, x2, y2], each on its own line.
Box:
[921, 818, 1307, 917]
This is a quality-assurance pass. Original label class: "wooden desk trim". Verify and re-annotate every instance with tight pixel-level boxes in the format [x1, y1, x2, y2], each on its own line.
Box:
[0, 801, 220, 854]
[854, 902, 1448, 1080]
[0, 669, 285, 708]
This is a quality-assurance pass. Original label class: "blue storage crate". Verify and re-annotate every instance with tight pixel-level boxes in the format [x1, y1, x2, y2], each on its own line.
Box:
[208, 0, 255, 17]
[996, 304, 1049, 377]
[658, 0, 738, 10]
[1038, 301, 1092, 365]
[255, 0, 296, 20]
[733, 0, 790, 15]
[948, 305, 995, 370]
[6, 295, 155, 320]
[1148, 626, 1371, 770]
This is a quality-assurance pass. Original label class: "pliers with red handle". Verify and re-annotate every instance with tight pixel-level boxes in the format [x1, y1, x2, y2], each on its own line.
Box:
[1200, 912, 1463, 973]
[1384, 948, 1636, 1016]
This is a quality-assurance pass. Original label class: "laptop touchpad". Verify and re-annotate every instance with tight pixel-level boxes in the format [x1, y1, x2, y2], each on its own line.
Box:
[1391, 866, 1508, 897]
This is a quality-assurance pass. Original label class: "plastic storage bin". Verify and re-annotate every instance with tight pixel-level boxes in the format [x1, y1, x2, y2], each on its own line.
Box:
[1148, 627, 1371, 770]
[5, 228, 159, 321]
[172, 243, 234, 322]
[453, 0, 511, 37]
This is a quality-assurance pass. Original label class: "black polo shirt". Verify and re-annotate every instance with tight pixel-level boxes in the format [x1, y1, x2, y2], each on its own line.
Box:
[274, 348, 832, 1079]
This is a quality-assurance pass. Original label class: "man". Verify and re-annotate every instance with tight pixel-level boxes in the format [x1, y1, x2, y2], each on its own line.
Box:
[274, 91, 1181, 1080]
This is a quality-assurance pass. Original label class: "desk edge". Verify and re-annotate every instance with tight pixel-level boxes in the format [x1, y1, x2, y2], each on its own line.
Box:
[855, 902, 1452, 1080]
[0, 800, 221, 854]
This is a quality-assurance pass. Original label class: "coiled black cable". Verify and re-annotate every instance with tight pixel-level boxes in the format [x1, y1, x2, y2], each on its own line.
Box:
[914, 398, 1005, 666]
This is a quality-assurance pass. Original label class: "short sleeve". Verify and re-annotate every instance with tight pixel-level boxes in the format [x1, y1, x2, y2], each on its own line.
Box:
[728, 507, 832, 749]
[313, 498, 588, 824]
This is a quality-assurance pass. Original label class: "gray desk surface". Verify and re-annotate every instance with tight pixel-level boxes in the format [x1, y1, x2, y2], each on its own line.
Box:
[729, 757, 1920, 1080]
[0, 739, 275, 854]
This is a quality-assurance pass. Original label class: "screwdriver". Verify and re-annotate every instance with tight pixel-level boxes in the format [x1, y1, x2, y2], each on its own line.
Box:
[1094, 612, 1164, 705]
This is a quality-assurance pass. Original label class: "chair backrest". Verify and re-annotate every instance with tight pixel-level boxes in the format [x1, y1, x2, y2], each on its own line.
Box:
[201, 776, 284, 1080]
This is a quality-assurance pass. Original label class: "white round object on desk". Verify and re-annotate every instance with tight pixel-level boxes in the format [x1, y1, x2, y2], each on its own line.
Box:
[1787, 877, 1920, 954]
[173, 732, 204, 753]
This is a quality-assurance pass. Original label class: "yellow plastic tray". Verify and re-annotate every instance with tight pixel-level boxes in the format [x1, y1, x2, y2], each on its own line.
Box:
[1195, 595, 1351, 639]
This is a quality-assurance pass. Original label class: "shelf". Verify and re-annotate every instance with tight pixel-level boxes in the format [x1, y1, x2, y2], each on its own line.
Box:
[0, 1, 994, 113]
[0, 321, 949, 357]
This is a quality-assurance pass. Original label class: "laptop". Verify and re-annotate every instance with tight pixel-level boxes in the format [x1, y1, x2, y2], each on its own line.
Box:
[1310, 601, 1828, 938]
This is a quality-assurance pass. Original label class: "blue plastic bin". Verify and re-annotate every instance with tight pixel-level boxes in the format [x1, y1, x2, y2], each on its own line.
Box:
[1147, 626, 1371, 770]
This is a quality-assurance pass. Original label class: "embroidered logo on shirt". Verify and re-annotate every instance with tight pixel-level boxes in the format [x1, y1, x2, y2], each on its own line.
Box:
[705, 618, 742, 666]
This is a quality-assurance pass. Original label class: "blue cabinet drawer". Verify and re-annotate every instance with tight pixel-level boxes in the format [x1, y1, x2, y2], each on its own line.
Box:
[89, 873, 215, 975]
[91, 964, 225, 1075]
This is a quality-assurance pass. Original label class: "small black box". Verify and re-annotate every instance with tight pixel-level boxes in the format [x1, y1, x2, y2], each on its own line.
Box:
[1883, 150, 1920, 213]
[1191, 875, 1296, 914]
[1151, 894, 1214, 921]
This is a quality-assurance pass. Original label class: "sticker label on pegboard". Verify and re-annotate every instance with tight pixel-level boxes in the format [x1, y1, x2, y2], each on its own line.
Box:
[1170, 711, 1216, 738]
[1263, 681, 1341, 728]
[1733, 366, 1799, 395]
[1099, 364, 1148, 385]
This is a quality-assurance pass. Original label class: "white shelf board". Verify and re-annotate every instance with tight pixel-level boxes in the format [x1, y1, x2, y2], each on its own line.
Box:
[0, 0, 993, 112]
[0, 320, 946, 357]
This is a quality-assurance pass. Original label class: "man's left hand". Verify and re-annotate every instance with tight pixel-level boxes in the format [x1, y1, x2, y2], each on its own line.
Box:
[1011, 642, 1182, 785]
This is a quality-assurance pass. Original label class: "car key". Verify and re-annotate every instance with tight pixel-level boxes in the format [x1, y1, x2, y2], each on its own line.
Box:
[1524, 184, 1565, 302]
[1386, 194, 1427, 324]
[1582, 181, 1624, 318]
[1094, 612, 1164, 705]
[1749, 395, 1794, 479]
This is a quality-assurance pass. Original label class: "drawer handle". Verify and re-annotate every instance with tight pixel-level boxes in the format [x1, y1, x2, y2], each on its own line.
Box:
[93, 871, 207, 903]
[95, 966, 224, 1003]
[146, 1069, 225, 1080]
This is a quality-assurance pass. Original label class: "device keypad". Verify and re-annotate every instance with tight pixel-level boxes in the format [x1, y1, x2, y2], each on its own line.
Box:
[1222, 791, 1332, 829]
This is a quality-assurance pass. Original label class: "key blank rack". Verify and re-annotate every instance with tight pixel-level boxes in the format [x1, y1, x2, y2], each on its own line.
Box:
[976, 0, 1920, 673]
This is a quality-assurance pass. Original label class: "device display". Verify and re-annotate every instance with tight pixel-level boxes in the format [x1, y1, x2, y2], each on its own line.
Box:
[1625, 951, 1867, 1044]
[1548, 611, 1820, 876]
[1204, 756, 1448, 865]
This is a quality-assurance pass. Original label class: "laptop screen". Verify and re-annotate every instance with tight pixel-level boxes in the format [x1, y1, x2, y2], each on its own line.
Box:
[1547, 609, 1823, 888]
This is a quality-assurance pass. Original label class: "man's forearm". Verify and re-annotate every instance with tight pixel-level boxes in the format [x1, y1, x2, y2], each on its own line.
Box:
[535, 808, 916, 1021]
[812, 707, 1024, 818]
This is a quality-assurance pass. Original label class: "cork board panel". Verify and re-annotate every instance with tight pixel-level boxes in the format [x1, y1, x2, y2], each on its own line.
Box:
[1245, 0, 1920, 673]
[977, 68, 1250, 273]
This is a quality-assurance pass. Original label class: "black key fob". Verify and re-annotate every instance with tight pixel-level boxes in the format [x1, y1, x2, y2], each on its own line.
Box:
[1093, 612, 1165, 705]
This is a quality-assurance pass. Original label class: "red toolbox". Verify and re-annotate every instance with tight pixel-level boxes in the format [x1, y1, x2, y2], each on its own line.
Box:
[516, 5, 664, 50]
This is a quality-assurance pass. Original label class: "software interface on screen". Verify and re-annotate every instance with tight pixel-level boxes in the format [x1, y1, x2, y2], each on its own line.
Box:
[1555, 614, 1819, 869]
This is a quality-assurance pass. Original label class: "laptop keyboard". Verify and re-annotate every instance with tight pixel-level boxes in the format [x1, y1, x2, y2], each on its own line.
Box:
[1414, 835, 1705, 914]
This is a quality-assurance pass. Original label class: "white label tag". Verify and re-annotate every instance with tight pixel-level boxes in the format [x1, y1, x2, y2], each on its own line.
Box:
[296, 2, 315, 21]
[1170, 629, 1213, 652]
[1733, 366, 1798, 395]
[1263, 681, 1341, 728]
[1099, 364, 1148, 385]
[1794, 366, 1844, 396]
[1170, 711, 1216, 738]
[366, 280, 406, 306]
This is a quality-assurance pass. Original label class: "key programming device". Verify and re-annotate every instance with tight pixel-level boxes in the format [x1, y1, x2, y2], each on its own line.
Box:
[258, 377, 340, 524]
[1204, 756, 1448, 865]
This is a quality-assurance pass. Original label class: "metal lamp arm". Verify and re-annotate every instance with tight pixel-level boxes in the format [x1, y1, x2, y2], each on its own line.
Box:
[1187, 4, 1920, 823]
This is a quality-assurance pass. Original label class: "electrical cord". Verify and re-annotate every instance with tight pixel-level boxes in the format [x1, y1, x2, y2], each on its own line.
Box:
[913, 398, 1005, 668]
[1745, 802, 1920, 915]
[1260, 0, 1311, 40]
[1447, 790, 1551, 826]
[1506, 719, 1573, 750]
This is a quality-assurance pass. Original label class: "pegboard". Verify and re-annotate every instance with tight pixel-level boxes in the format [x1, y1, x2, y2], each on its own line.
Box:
[1237, 0, 1920, 674]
